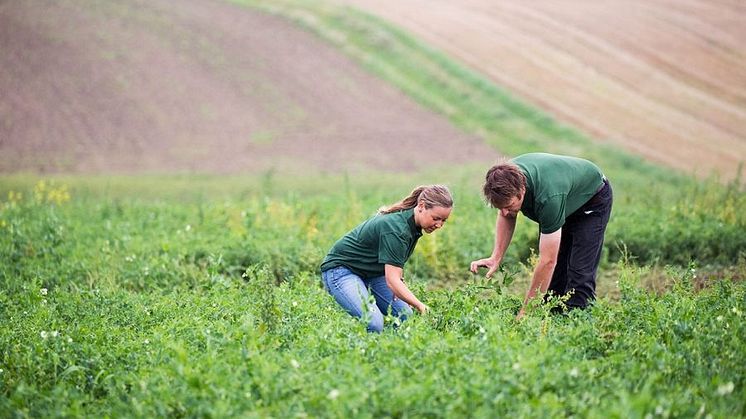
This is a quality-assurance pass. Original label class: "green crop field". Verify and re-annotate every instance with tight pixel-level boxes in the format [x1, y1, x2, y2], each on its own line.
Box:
[2, 0, 745, 417]
[1, 172, 744, 417]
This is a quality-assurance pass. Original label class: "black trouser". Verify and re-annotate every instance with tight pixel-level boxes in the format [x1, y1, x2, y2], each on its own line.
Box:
[547, 178, 613, 311]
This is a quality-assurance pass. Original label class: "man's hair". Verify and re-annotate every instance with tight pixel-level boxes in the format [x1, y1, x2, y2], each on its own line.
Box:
[483, 161, 526, 208]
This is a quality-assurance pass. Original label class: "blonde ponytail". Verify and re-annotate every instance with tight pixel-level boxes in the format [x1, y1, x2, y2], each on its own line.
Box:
[379, 185, 453, 214]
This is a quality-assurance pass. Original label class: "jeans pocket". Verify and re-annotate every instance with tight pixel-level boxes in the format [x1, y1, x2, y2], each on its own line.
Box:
[322, 266, 350, 290]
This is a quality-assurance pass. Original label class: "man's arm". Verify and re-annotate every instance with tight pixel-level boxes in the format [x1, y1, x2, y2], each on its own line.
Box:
[470, 213, 517, 277]
[517, 229, 561, 319]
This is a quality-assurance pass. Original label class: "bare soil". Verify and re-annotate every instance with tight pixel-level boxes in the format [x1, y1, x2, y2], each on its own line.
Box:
[337, 0, 746, 180]
[0, 0, 495, 174]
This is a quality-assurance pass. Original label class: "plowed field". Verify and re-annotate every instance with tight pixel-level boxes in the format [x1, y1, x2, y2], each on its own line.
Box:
[337, 0, 746, 179]
[0, 0, 494, 174]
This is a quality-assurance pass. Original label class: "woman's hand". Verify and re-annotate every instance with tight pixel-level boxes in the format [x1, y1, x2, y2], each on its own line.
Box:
[470, 257, 499, 278]
[415, 303, 430, 314]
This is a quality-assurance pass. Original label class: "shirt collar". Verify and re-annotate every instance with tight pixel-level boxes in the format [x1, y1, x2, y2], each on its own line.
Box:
[404, 207, 423, 237]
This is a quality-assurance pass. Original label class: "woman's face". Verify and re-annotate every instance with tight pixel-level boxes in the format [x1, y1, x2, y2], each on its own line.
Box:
[416, 203, 452, 233]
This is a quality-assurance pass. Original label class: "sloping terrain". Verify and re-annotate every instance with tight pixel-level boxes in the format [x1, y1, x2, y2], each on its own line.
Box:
[336, 0, 746, 179]
[0, 0, 494, 174]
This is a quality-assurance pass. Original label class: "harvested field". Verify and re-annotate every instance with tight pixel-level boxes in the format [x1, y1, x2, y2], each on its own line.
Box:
[0, 0, 494, 174]
[336, 0, 746, 180]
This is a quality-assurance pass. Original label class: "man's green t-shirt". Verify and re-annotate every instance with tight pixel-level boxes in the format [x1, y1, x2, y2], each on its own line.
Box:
[320, 208, 422, 278]
[513, 153, 605, 234]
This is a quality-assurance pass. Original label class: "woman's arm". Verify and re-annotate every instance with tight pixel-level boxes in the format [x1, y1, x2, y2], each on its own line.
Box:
[384, 264, 429, 314]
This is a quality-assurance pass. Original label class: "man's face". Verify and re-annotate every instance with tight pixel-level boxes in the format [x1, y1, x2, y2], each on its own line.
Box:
[499, 194, 523, 218]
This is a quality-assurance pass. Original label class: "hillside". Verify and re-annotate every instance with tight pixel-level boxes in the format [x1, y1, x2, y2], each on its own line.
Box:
[0, 0, 493, 174]
[336, 0, 746, 179]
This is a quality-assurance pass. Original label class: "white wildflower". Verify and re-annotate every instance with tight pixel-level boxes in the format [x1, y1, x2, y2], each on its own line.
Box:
[717, 315, 724, 322]
[40, 331, 48, 339]
[327, 389, 340, 400]
[290, 359, 300, 369]
[144, 339, 150, 345]
[67, 337, 73, 343]
[185, 224, 191, 232]
[717, 382, 734, 396]
[50, 331, 58, 338]
[40, 288, 48, 296]
[292, 301, 298, 307]
[569, 368, 579, 377]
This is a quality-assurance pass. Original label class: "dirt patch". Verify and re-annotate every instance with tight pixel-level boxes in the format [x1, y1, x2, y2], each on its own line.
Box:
[336, 0, 746, 180]
[0, 0, 495, 174]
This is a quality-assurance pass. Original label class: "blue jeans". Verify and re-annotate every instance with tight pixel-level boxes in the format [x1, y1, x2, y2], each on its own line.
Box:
[321, 266, 413, 333]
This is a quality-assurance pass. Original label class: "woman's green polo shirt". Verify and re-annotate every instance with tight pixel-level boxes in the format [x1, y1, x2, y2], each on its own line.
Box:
[320, 208, 422, 279]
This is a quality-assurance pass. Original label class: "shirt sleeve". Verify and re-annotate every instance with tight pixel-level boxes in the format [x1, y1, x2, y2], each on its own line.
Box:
[378, 232, 409, 267]
[537, 194, 567, 234]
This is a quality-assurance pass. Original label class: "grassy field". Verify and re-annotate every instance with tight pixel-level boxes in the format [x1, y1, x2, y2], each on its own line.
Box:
[2, 0, 746, 417]
[1, 171, 744, 417]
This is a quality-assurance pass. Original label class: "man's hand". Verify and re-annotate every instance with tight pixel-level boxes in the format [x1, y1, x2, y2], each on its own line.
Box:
[515, 307, 526, 321]
[470, 258, 499, 278]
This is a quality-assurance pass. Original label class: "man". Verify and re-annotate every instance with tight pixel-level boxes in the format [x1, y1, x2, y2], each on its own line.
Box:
[470, 153, 613, 319]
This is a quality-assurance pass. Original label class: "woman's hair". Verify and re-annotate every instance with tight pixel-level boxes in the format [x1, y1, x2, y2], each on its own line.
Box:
[379, 185, 453, 214]
[483, 161, 526, 208]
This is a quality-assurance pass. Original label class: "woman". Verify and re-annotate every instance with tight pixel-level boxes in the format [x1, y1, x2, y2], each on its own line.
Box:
[320, 185, 453, 332]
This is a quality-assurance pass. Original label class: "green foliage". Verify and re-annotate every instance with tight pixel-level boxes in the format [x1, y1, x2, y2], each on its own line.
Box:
[1, 178, 744, 417]
[610, 173, 746, 265]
